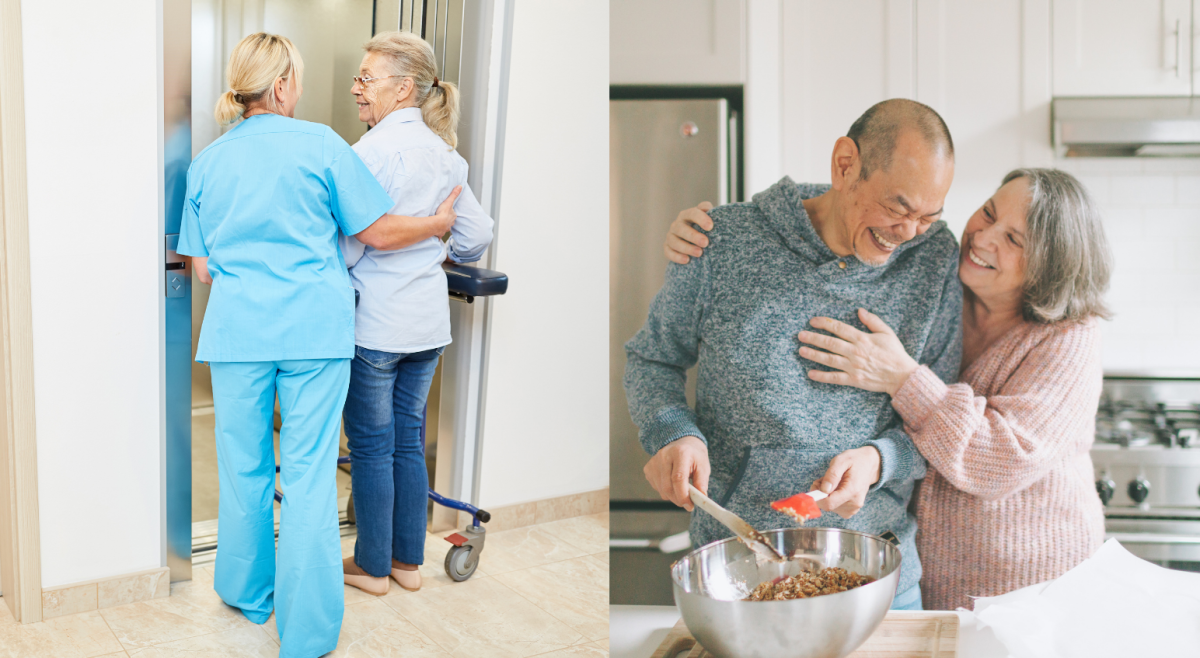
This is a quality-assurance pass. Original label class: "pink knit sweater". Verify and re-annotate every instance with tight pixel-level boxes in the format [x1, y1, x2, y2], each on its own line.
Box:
[892, 318, 1106, 611]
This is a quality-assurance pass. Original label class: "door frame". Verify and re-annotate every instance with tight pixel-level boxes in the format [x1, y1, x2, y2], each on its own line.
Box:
[0, 0, 44, 624]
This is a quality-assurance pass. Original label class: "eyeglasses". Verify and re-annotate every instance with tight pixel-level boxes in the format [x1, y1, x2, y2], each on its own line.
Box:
[352, 74, 403, 86]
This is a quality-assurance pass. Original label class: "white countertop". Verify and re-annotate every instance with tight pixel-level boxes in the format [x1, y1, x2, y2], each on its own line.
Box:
[610, 604, 1010, 658]
[610, 605, 682, 658]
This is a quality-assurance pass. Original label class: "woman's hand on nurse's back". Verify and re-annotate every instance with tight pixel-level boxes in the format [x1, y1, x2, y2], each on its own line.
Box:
[665, 202, 714, 264]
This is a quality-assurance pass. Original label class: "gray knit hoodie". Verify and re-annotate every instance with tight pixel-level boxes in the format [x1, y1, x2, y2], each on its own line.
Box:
[624, 178, 963, 596]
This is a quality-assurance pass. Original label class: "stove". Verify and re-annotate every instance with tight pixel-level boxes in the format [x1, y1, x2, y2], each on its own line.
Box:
[1092, 377, 1200, 571]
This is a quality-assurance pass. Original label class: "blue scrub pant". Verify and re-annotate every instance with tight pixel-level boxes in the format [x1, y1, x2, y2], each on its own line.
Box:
[210, 358, 350, 658]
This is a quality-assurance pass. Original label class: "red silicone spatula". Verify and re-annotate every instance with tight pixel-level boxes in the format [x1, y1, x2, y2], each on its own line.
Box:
[770, 489, 828, 523]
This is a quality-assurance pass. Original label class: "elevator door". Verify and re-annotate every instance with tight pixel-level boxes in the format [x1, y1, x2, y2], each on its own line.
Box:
[181, 0, 489, 574]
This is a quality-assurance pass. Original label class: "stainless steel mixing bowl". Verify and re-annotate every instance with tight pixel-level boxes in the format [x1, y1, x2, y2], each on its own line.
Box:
[671, 527, 901, 658]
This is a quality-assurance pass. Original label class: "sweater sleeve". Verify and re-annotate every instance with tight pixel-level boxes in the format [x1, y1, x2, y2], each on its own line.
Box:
[891, 321, 1102, 502]
[623, 248, 712, 456]
[867, 246, 962, 490]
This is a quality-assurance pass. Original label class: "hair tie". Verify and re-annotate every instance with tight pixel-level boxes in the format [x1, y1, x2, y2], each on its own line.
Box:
[233, 91, 244, 104]
[432, 77, 439, 88]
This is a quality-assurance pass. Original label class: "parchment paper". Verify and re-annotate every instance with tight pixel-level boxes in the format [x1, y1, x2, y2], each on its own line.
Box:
[958, 539, 1200, 657]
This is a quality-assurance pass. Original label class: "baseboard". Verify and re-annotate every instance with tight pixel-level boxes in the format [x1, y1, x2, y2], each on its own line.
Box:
[41, 567, 170, 619]
[455, 487, 609, 532]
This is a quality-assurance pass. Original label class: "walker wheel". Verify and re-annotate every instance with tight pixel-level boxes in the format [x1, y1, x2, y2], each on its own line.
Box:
[444, 545, 478, 582]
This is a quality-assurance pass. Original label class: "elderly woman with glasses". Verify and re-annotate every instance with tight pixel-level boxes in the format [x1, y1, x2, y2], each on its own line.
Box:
[666, 168, 1113, 610]
[336, 31, 494, 596]
[178, 32, 460, 656]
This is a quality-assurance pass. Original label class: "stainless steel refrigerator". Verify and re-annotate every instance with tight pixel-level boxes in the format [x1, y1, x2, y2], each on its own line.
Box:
[609, 95, 739, 604]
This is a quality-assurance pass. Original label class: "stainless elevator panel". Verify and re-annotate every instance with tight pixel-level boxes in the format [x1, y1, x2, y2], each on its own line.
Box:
[165, 0, 193, 582]
[399, 0, 465, 84]
[609, 99, 729, 503]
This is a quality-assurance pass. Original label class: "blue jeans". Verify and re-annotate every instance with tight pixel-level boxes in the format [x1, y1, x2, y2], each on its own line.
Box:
[891, 584, 923, 610]
[342, 345, 443, 577]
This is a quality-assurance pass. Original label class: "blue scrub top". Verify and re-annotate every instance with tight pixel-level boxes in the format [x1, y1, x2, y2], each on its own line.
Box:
[178, 114, 395, 362]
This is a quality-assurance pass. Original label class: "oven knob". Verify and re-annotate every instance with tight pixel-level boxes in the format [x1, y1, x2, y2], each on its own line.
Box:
[1128, 478, 1151, 504]
[1096, 478, 1115, 505]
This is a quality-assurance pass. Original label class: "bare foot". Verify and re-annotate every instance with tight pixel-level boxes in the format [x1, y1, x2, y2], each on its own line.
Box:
[343, 556, 390, 596]
[391, 559, 422, 592]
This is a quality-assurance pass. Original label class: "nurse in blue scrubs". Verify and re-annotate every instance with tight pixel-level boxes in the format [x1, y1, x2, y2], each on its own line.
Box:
[176, 33, 460, 657]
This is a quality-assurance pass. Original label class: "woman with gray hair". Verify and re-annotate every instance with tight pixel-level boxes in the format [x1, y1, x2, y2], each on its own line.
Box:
[338, 31, 493, 596]
[666, 168, 1112, 610]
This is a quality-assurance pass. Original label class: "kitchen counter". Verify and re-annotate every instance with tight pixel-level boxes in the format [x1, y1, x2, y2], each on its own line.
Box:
[610, 605, 682, 658]
[610, 604, 1010, 658]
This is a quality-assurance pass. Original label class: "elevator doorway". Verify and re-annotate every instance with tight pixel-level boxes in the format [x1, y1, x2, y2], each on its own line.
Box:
[186, 0, 447, 564]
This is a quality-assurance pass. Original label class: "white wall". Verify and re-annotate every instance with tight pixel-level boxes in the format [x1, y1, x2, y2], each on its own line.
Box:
[477, 0, 609, 508]
[774, 0, 1051, 239]
[610, 0, 744, 86]
[1058, 158, 1200, 375]
[21, 0, 163, 587]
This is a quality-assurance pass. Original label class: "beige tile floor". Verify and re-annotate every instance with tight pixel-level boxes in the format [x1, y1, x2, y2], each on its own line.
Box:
[0, 513, 609, 658]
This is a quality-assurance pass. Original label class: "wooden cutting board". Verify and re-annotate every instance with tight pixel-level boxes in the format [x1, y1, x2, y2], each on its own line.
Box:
[650, 611, 959, 658]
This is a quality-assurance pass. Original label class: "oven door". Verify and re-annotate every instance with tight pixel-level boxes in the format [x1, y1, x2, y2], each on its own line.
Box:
[1106, 517, 1200, 572]
[610, 507, 692, 605]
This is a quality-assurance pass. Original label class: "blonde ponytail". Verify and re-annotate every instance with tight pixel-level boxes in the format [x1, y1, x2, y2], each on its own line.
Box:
[421, 80, 460, 149]
[363, 31, 459, 148]
[215, 32, 304, 127]
[214, 90, 246, 127]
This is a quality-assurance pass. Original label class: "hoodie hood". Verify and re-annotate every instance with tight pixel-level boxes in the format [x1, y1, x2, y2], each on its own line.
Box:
[752, 176, 949, 269]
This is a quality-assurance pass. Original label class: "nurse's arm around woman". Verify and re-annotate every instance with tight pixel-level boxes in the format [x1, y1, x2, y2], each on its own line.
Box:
[190, 183, 460, 285]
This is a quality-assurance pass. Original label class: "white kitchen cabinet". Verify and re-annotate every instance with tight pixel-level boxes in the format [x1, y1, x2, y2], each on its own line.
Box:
[773, 0, 1047, 235]
[913, 0, 1051, 234]
[610, 0, 745, 85]
[778, 0, 915, 185]
[1053, 0, 1192, 97]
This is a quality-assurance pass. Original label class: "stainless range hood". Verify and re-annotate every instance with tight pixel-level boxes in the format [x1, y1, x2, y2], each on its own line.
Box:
[1054, 97, 1200, 157]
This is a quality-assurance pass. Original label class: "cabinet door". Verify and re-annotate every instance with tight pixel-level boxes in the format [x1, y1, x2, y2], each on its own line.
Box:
[610, 0, 745, 84]
[1053, 0, 1191, 97]
[779, 0, 915, 184]
[914, 0, 1047, 236]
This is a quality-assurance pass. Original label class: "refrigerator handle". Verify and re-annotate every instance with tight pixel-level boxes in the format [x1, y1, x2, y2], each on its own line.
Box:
[728, 109, 739, 203]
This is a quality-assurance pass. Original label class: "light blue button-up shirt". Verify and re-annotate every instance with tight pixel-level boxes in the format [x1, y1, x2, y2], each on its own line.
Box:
[340, 107, 494, 353]
[178, 114, 395, 362]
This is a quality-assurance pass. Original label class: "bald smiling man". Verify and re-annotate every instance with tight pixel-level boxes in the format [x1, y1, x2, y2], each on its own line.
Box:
[623, 99, 963, 611]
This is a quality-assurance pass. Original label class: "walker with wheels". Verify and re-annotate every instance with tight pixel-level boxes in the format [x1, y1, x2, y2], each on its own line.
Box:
[272, 262, 508, 582]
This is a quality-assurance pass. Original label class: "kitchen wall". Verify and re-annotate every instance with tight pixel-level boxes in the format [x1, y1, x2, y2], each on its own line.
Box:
[475, 0, 610, 508]
[610, 0, 744, 86]
[21, 0, 163, 588]
[612, 0, 1200, 375]
[1056, 157, 1200, 375]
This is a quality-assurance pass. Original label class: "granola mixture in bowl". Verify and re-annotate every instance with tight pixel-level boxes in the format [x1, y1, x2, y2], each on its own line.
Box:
[745, 567, 876, 601]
